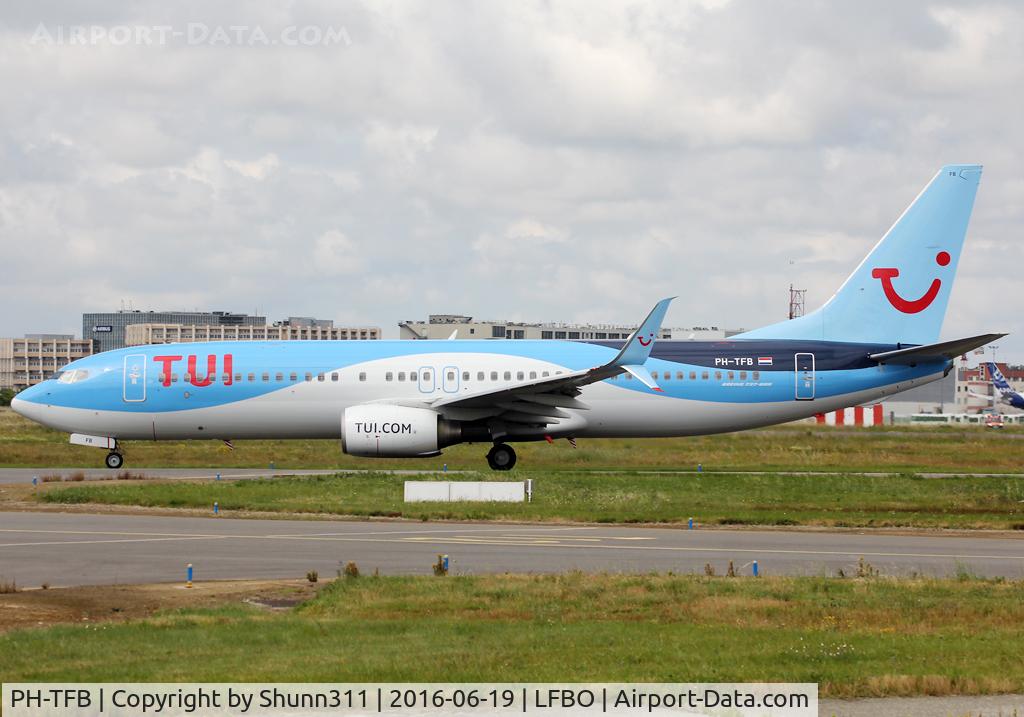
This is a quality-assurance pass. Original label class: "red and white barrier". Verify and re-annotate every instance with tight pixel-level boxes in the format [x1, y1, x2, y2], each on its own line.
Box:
[815, 404, 884, 426]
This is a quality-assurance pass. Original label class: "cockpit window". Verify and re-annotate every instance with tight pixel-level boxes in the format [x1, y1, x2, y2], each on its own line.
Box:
[58, 369, 90, 383]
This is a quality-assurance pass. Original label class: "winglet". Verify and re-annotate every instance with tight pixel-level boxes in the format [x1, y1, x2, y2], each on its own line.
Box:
[612, 297, 675, 366]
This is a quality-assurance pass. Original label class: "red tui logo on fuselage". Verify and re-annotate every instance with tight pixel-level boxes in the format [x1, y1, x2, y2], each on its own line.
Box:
[153, 354, 232, 387]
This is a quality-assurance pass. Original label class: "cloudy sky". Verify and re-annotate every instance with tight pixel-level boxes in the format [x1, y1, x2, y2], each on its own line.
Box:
[2, 1, 1022, 356]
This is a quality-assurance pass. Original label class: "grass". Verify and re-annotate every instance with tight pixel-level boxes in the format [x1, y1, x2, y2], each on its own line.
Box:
[2, 407, 1024, 473]
[38, 470, 1024, 529]
[2, 573, 1023, 697]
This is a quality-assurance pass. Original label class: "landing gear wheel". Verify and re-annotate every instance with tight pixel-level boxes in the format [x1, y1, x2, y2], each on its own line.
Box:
[105, 452, 124, 470]
[486, 443, 517, 471]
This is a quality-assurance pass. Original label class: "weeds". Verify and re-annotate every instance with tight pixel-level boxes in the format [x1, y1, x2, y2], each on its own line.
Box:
[856, 557, 877, 578]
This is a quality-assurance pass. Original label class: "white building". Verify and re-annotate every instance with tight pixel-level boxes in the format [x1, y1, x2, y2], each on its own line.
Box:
[126, 317, 380, 345]
[0, 335, 96, 390]
[399, 314, 743, 341]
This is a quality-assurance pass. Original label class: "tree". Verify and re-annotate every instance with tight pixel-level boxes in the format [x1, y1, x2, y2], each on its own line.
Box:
[0, 388, 16, 407]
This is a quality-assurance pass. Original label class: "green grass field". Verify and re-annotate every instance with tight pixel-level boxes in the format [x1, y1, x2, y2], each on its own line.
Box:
[2, 407, 1023, 473]
[38, 469, 1024, 529]
[2, 573, 1022, 697]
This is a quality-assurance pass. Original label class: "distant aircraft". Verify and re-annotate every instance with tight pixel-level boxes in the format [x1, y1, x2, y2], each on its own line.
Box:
[975, 363, 1024, 410]
[13, 165, 1005, 470]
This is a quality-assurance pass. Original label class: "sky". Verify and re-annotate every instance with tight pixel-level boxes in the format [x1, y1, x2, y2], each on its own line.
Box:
[1, 1, 1022, 358]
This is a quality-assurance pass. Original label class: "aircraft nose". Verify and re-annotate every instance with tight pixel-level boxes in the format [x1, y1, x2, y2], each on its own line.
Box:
[10, 384, 48, 422]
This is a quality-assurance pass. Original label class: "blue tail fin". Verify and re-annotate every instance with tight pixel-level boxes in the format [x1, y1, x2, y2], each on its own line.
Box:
[987, 362, 1012, 391]
[738, 165, 982, 345]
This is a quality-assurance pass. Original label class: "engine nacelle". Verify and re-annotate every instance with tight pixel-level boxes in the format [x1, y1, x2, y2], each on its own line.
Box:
[341, 405, 462, 458]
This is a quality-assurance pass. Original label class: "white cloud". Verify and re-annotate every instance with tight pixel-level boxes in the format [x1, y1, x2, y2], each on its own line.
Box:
[312, 230, 362, 275]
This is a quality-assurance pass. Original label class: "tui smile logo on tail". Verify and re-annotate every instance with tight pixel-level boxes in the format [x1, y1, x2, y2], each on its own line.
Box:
[871, 251, 950, 314]
[637, 333, 655, 347]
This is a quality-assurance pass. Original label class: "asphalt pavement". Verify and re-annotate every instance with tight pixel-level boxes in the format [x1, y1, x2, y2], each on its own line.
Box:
[0, 512, 1021, 587]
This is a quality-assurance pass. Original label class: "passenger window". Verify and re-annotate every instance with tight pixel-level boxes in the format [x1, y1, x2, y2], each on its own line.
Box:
[504, 371, 511, 380]
[248, 373, 255, 382]
[410, 371, 417, 381]
[447, 371, 455, 381]
[359, 372, 366, 382]
[184, 373, 193, 383]
[235, 373, 242, 382]
[275, 372, 283, 382]
[530, 371, 537, 379]
[740, 371, 747, 380]
[386, 372, 394, 382]
[462, 371, 470, 381]
[542, 371, 550, 377]
[398, 372, 406, 382]
[477, 371, 484, 381]
[715, 371, 722, 380]
[289, 372, 297, 381]
[690, 371, 696, 380]
[423, 371, 431, 381]
[490, 371, 498, 380]
[516, 371, 524, 380]
[305, 373, 312, 382]
[261, 373, 269, 382]
[171, 374, 179, 383]
[728, 371, 734, 380]
[317, 373, 325, 382]
[221, 373, 230, 383]
[331, 373, 338, 382]
[158, 373, 166, 383]
[663, 372, 671, 380]
[677, 372, 684, 380]
[701, 371, 709, 380]
[753, 371, 760, 380]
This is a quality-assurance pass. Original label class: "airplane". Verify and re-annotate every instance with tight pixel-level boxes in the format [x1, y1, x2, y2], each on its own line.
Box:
[969, 363, 1024, 410]
[12, 164, 1006, 471]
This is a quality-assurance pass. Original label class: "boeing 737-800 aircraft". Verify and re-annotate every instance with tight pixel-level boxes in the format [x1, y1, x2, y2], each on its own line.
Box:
[13, 165, 1004, 470]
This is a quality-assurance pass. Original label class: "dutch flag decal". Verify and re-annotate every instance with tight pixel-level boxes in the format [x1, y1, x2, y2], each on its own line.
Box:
[757, 356, 773, 366]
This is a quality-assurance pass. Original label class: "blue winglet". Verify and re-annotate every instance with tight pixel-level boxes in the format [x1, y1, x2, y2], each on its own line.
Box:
[613, 297, 675, 367]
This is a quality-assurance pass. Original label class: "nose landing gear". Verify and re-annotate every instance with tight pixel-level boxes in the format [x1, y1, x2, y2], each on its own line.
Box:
[486, 443, 517, 471]
[105, 451, 124, 470]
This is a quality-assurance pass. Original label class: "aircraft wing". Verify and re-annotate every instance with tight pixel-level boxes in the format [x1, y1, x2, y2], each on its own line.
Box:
[427, 298, 674, 431]
[868, 333, 1006, 365]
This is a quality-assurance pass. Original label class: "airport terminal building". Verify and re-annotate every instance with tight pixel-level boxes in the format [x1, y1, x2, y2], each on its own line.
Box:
[83, 310, 267, 353]
[125, 317, 380, 345]
[399, 314, 744, 341]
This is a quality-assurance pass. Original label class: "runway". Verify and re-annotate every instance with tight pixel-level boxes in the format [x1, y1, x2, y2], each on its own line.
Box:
[0, 512, 1022, 587]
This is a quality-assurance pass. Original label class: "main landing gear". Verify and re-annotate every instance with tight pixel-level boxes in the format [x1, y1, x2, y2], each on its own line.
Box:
[105, 451, 124, 469]
[486, 443, 517, 471]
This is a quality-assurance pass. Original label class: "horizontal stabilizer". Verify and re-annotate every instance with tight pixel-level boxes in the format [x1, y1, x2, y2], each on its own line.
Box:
[868, 333, 1006, 365]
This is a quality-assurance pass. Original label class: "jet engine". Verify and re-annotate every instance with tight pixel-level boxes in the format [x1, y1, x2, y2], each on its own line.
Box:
[341, 405, 489, 457]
